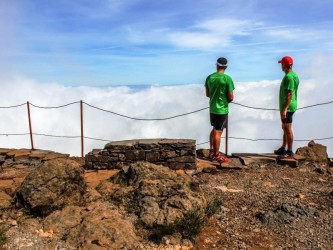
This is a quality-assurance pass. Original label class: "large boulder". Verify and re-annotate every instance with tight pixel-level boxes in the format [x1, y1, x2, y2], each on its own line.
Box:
[15, 158, 86, 215]
[0, 192, 12, 209]
[296, 140, 328, 163]
[107, 162, 207, 227]
[43, 202, 140, 249]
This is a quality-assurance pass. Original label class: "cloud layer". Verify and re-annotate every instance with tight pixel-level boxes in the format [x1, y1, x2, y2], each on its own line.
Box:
[1, 75, 332, 157]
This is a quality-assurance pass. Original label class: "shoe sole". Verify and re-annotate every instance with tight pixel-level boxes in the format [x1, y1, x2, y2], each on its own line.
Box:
[278, 155, 294, 159]
[211, 158, 229, 163]
[274, 151, 286, 155]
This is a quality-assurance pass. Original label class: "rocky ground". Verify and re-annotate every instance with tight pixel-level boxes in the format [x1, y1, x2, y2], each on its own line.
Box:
[0, 142, 332, 250]
[195, 157, 333, 249]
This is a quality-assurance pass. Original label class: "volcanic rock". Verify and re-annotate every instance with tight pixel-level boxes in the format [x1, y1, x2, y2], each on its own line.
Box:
[15, 158, 86, 215]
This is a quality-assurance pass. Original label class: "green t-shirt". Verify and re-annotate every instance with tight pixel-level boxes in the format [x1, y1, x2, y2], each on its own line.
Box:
[279, 71, 299, 112]
[205, 72, 235, 114]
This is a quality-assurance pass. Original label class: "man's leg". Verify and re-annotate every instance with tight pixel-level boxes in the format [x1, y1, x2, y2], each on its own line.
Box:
[210, 128, 214, 151]
[213, 129, 223, 155]
[283, 123, 294, 152]
[282, 123, 287, 148]
[274, 124, 287, 155]
[275, 112, 294, 155]
[209, 113, 228, 162]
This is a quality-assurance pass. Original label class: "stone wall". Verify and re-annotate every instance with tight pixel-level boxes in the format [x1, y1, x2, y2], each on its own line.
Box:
[85, 139, 196, 170]
[0, 148, 69, 168]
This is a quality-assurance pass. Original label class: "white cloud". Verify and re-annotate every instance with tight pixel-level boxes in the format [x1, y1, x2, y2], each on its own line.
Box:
[195, 19, 253, 35]
[0, 74, 332, 157]
[169, 32, 228, 49]
[264, 28, 303, 39]
[168, 18, 260, 50]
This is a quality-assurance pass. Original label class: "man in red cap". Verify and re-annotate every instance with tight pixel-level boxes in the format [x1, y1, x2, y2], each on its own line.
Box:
[274, 56, 299, 158]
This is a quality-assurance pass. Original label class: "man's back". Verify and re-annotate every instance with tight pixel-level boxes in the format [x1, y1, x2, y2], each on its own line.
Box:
[205, 72, 234, 115]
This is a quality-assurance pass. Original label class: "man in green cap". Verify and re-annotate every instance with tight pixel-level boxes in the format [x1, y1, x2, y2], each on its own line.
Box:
[274, 56, 300, 159]
[205, 57, 235, 163]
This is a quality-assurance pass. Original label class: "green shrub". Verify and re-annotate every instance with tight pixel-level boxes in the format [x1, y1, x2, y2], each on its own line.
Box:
[178, 207, 205, 238]
[149, 207, 205, 243]
[0, 228, 7, 245]
[205, 197, 223, 218]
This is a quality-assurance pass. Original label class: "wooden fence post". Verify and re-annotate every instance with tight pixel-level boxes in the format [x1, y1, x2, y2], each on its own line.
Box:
[80, 100, 84, 159]
[27, 101, 34, 150]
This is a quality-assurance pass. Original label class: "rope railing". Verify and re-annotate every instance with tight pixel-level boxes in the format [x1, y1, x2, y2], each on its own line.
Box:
[3, 132, 332, 144]
[196, 136, 333, 146]
[1, 99, 332, 115]
[30, 101, 80, 109]
[0, 99, 332, 157]
[33, 133, 81, 139]
[0, 103, 26, 109]
[83, 101, 208, 121]
[0, 133, 31, 136]
[231, 100, 333, 111]
[2, 99, 331, 119]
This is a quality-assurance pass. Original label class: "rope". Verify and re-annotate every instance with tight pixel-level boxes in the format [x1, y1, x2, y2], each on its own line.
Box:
[196, 136, 333, 145]
[1, 133, 332, 144]
[231, 100, 333, 111]
[33, 133, 81, 139]
[84, 136, 110, 142]
[232, 102, 278, 111]
[1, 99, 333, 149]
[0, 133, 30, 136]
[29, 101, 80, 109]
[0, 103, 26, 109]
[84, 99, 333, 120]
[1, 99, 332, 118]
[297, 100, 333, 110]
[83, 101, 208, 121]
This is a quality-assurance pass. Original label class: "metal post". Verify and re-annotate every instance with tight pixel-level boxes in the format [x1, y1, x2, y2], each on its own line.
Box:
[225, 116, 228, 156]
[27, 101, 34, 150]
[80, 100, 84, 159]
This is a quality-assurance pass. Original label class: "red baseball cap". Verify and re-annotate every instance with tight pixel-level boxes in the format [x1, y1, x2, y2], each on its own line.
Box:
[278, 56, 293, 66]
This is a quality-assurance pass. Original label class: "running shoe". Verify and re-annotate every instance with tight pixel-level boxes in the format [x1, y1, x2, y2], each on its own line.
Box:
[212, 153, 229, 163]
[278, 150, 294, 159]
[274, 147, 287, 155]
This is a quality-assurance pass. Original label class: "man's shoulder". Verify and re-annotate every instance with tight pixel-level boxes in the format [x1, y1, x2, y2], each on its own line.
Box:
[224, 73, 233, 80]
[209, 72, 233, 78]
[286, 71, 299, 81]
[207, 72, 218, 78]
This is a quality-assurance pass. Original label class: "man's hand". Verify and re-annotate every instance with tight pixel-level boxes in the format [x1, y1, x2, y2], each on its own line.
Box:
[280, 110, 287, 119]
[281, 91, 292, 119]
[228, 91, 234, 103]
[205, 87, 210, 98]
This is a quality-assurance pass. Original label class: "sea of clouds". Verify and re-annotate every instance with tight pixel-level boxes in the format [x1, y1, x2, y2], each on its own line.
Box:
[0, 74, 332, 157]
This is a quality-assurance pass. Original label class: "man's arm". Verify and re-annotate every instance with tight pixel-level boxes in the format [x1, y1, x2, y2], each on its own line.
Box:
[281, 90, 292, 118]
[205, 87, 210, 98]
[228, 91, 234, 103]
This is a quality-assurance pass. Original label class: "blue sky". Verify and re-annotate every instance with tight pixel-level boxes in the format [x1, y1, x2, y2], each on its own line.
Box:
[1, 0, 333, 156]
[1, 0, 333, 86]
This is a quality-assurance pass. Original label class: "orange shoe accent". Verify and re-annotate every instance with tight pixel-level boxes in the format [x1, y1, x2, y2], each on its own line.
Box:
[212, 153, 229, 163]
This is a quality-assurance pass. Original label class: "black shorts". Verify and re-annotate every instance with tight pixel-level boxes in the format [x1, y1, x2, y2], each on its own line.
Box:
[210, 113, 228, 131]
[281, 112, 295, 124]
